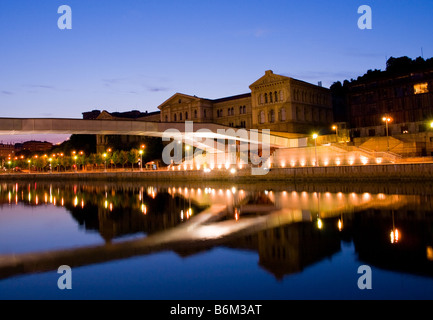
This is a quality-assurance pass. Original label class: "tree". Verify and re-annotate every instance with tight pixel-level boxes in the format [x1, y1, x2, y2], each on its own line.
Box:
[118, 151, 128, 169]
[128, 149, 139, 170]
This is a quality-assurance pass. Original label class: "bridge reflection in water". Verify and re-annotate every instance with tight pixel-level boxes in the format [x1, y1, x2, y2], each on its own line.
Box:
[0, 182, 432, 281]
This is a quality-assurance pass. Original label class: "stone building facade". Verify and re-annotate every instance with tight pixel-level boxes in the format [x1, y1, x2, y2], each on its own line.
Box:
[157, 70, 333, 134]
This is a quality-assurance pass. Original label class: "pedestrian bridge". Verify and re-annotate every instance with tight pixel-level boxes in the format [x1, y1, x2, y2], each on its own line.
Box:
[0, 117, 306, 149]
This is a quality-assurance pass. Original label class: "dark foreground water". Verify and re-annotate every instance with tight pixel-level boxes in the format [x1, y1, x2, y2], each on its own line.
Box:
[0, 181, 433, 300]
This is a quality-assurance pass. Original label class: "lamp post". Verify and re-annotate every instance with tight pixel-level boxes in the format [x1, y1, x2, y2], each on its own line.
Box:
[313, 133, 318, 167]
[103, 153, 107, 172]
[332, 125, 339, 143]
[139, 150, 143, 171]
[28, 160, 31, 173]
[382, 116, 392, 152]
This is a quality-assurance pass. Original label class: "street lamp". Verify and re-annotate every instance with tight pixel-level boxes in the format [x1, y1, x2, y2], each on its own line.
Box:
[312, 133, 318, 167]
[103, 153, 107, 172]
[332, 125, 338, 141]
[382, 116, 392, 152]
[28, 160, 31, 173]
[139, 150, 144, 171]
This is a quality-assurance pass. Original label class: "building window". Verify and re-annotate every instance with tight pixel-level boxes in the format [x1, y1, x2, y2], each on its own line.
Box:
[174, 114, 177, 121]
[414, 83, 428, 95]
[269, 92, 273, 103]
[274, 91, 278, 102]
[243, 106, 246, 114]
[280, 108, 286, 121]
[185, 112, 188, 120]
[259, 111, 265, 124]
[231, 107, 234, 115]
[178, 99, 182, 104]
[279, 90, 283, 101]
[204, 109, 207, 118]
[165, 115, 168, 122]
[217, 110, 220, 118]
[265, 93, 268, 104]
[179, 113, 182, 121]
[194, 110, 197, 118]
[368, 129, 375, 137]
[269, 109, 275, 123]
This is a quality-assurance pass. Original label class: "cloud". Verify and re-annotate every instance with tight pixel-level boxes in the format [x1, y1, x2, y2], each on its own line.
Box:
[147, 86, 170, 92]
[24, 84, 56, 90]
[1, 90, 13, 95]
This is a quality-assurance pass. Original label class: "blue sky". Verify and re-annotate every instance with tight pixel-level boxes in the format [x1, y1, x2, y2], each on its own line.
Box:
[1, 0, 432, 142]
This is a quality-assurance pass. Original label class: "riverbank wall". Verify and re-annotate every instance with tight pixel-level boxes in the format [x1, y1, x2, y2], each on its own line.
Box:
[2, 162, 433, 183]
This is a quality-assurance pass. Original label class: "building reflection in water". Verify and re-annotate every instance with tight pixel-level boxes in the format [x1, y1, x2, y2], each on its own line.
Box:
[0, 182, 432, 280]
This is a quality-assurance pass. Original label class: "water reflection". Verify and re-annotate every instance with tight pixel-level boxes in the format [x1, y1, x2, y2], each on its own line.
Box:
[0, 182, 432, 282]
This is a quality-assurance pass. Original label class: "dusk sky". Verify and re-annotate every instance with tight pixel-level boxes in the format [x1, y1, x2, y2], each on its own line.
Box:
[1, 0, 432, 143]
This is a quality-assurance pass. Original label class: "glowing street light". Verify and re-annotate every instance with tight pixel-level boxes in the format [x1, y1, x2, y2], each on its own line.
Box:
[103, 153, 107, 172]
[382, 116, 392, 152]
[332, 125, 338, 140]
[139, 149, 144, 171]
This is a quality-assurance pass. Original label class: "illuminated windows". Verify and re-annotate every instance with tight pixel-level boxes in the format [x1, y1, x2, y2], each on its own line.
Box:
[414, 83, 429, 95]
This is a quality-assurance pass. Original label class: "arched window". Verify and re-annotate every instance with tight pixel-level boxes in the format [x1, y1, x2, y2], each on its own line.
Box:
[279, 90, 284, 101]
[239, 106, 243, 114]
[185, 111, 188, 120]
[231, 107, 234, 115]
[259, 111, 265, 124]
[274, 91, 278, 102]
[165, 115, 168, 122]
[194, 110, 198, 118]
[265, 93, 268, 104]
[179, 113, 182, 121]
[227, 108, 231, 116]
[217, 110, 220, 118]
[280, 108, 286, 121]
[243, 106, 246, 114]
[174, 114, 177, 121]
[269, 109, 275, 123]
[270, 92, 273, 103]
[204, 109, 207, 118]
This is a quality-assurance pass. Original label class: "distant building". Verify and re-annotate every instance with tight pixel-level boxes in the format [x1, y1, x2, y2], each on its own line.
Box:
[329, 57, 433, 156]
[347, 68, 433, 137]
[0, 143, 15, 159]
[20, 141, 53, 153]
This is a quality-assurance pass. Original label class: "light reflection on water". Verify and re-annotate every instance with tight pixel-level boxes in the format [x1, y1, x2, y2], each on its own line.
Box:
[0, 181, 432, 299]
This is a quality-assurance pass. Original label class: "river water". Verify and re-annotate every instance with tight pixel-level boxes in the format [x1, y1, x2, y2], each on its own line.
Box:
[0, 180, 432, 300]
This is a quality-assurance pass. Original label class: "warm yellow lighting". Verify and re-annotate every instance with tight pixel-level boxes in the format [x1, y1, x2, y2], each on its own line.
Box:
[332, 125, 337, 131]
[338, 219, 343, 231]
[414, 83, 428, 95]
[427, 247, 433, 261]
[390, 229, 400, 244]
[382, 116, 392, 123]
[312, 133, 318, 139]
[317, 218, 323, 229]
[230, 168, 236, 174]
[139, 150, 143, 155]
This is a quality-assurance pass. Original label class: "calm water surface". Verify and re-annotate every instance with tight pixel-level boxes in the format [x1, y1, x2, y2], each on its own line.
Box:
[0, 181, 432, 300]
